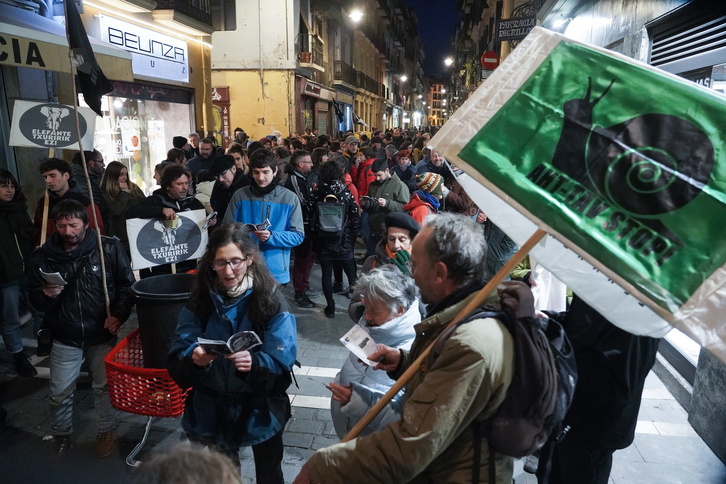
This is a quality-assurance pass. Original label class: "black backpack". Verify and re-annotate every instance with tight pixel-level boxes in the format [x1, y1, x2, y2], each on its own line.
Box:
[428, 304, 577, 483]
[314, 194, 346, 237]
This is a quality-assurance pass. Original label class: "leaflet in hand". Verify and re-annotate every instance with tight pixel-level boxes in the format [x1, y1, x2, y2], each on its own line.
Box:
[40, 269, 67, 286]
[243, 219, 271, 232]
[197, 331, 262, 356]
[340, 325, 378, 366]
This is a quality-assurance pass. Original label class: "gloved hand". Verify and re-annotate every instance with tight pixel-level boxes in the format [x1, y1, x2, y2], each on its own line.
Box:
[498, 280, 535, 319]
[393, 250, 411, 275]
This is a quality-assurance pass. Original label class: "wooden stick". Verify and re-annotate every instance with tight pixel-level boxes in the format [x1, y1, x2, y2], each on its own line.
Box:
[341, 228, 547, 443]
[64, 4, 111, 321]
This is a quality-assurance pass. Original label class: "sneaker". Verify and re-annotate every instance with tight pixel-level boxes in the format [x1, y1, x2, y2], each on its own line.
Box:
[96, 429, 116, 458]
[347, 286, 356, 299]
[324, 305, 335, 318]
[293, 294, 316, 308]
[523, 453, 539, 474]
[54, 435, 72, 456]
[303, 290, 321, 299]
[13, 352, 38, 378]
[332, 282, 344, 293]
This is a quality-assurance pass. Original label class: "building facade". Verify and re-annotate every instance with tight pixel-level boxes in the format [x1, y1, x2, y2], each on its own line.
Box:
[0, 0, 214, 197]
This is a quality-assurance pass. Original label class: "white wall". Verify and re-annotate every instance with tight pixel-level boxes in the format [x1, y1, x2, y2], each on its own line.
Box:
[212, 0, 297, 70]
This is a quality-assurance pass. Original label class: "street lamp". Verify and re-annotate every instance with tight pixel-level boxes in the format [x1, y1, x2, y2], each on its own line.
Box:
[400, 75, 408, 82]
[444, 57, 454, 67]
[349, 9, 363, 23]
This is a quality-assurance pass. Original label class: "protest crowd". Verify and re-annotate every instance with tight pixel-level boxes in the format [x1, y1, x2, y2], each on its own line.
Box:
[0, 126, 668, 484]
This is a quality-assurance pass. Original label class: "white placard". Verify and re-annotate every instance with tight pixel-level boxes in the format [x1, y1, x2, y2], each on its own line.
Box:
[9, 100, 96, 149]
[127, 209, 207, 270]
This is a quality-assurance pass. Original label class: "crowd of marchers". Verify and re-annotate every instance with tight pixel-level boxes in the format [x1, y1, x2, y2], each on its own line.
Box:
[0, 125, 660, 484]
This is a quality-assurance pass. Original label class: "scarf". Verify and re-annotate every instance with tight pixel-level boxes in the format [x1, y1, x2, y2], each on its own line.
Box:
[385, 245, 411, 261]
[414, 190, 440, 211]
[225, 273, 254, 298]
[249, 179, 277, 197]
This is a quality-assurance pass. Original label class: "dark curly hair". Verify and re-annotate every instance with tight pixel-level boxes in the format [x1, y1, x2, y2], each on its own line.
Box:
[189, 223, 280, 332]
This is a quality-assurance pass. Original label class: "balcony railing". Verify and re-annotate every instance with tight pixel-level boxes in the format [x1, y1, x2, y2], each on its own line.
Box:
[155, 0, 212, 27]
[356, 71, 380, 96]
[334, 60, 357, 85]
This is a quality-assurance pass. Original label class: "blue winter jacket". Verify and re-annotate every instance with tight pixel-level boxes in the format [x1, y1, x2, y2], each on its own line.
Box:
[222, 184, 304, 283]
[167, 287, 297, 448]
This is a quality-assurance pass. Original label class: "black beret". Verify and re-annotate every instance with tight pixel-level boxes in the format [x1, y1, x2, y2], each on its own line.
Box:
[384, 212, 421, 238]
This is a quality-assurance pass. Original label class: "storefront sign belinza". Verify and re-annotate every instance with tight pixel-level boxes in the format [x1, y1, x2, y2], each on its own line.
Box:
[99, 16, 189, 83]
[9, 100, 96, 149]
[127, 210, 207, 270]
[496, 16, 536, 41]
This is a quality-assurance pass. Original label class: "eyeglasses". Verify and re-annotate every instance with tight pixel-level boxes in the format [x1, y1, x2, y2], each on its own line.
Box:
[212, 257, 249, 270]
[0, 184, 17, 189]
[216, 169, 230, 180]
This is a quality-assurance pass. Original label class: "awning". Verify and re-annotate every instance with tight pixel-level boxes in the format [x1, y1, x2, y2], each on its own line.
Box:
[0, 5, 133, 81]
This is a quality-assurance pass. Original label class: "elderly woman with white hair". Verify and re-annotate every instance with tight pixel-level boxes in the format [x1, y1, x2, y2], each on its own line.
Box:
[326, 266, 420, 439]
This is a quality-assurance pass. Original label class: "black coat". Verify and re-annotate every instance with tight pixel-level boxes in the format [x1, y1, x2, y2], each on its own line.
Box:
[28, 229, 136, 348]
[309, 181, 360, 259]
[0, 199, 34, 284]
[210, 170, 250, 222]
[555, 295, 660, 449]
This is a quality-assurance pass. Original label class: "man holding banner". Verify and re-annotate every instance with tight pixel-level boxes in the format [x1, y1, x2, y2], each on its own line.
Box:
[294, 213, 517, 483]
[126, 164, 214, 276]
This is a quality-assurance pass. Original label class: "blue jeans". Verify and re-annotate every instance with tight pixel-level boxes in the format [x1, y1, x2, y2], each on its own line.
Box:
[1, 285, 24, 354]
[49, 339, 116, 436]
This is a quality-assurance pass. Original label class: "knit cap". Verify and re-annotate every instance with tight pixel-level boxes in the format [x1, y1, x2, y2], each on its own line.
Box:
[416, 172, 444, 196]
[172, 136, 187, 149]
[345, 135, 360, 145]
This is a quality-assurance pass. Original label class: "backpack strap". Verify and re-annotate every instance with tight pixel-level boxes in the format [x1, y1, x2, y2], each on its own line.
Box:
[423, 307, 504, 484]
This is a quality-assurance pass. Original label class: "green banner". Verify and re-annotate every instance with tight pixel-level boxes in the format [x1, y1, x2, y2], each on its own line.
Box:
[458, 41, 726, 312]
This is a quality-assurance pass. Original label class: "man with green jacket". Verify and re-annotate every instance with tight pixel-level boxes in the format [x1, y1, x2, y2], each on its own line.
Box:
[362, 159, 410, 256]
[294, 213, 516, 483]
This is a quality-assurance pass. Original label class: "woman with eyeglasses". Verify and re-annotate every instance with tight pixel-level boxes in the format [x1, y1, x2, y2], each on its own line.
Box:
[100, 161, 145, 255]
[167, 223, 297, 483]
[0, 170, 37, 377]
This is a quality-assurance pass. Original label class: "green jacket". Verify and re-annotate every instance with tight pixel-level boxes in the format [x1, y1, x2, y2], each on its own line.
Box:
[308, 291, 515, 483]
[366, 173, 410, 236]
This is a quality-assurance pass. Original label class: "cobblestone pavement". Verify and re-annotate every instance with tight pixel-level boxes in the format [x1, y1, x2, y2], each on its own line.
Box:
[0, 262, 724, 483]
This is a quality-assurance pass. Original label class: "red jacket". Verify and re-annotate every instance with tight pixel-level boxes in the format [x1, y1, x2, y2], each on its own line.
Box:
[351, 158, 376, 197]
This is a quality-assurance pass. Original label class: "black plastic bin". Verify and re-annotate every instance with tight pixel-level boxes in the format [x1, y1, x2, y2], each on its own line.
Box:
[132, 273, 195, 368]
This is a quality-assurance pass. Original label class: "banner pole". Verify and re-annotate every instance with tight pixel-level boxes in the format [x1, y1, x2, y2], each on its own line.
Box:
[64, 1, 111, 321]
[39, 148, 56, 246]
[341, 228, 547, 443]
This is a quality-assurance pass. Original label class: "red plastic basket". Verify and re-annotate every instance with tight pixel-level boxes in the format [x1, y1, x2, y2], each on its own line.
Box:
[105, 329, 190, 418]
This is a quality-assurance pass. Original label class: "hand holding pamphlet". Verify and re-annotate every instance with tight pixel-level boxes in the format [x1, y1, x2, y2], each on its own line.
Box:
[40, 269, 67, 286]
[197, 331, 262, 356]
[340, 325, 378, 366]
[243, 218, 271, 232]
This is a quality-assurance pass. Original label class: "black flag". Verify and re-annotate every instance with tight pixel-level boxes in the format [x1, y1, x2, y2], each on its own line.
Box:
[64, 0, 113, 116]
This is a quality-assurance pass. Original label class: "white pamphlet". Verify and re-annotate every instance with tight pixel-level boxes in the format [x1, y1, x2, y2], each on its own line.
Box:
[40, 269, 67, 286]
[340, 325, 378, 366]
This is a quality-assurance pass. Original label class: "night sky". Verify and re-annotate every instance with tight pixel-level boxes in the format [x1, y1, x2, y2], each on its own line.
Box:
[401, 0, 460, 79]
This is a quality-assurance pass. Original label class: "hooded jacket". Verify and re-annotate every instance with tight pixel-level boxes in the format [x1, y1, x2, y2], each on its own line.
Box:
[307, 290, 515, 483]
[222, 183, 304, 284]
[28, 229, 135, 348]
[167, 286, 297, 448]
[331, 300, 419, 438]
